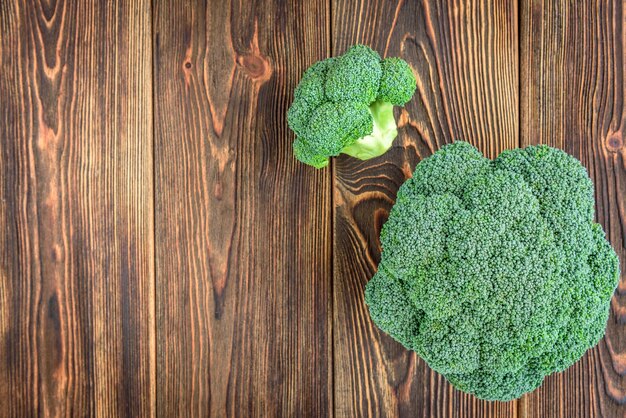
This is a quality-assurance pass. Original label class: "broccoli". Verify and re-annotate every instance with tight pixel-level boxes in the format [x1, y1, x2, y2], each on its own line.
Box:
[287, 45, 416, 168]
[365, 141, 620, 401]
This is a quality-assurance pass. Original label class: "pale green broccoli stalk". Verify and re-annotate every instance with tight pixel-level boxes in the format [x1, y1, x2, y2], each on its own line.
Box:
[365, 142, 620, 401]
[287, 45, 416, 168]
[341, 101, 397, 160]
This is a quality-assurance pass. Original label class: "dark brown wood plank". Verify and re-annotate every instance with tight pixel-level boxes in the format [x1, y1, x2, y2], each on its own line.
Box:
[520, 0, 626, 416]
[332, 0, 519, 416]
[0, 1, 155, 416]
[153, 1, 331, 416]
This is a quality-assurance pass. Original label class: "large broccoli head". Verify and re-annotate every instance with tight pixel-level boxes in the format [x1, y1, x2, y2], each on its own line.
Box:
[365, 141, 620, 401]
[287, 45, 416, 168]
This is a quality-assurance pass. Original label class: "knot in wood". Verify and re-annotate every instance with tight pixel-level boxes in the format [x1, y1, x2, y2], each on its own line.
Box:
[606, 133, 623, 152]
[237, 53, 272, 83]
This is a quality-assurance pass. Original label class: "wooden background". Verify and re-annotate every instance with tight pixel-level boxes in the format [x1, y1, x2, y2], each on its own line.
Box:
[1, 0, 624, 416]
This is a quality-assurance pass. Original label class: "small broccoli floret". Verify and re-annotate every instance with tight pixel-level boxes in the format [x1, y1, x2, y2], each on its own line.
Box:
[292, 137, 331, 169]
[365, 141, 620, 401]
[378, 58, 417, 105]
[288, 45, 417, 168]
[325, 45, 382, 103]
[365, 267, 422, 349]
[286, 58, 333, 137]
[306, 101, 373, 155]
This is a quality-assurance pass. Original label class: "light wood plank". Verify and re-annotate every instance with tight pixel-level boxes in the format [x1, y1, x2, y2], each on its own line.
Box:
[153, 1, 332, 416]
[0, 1, 155, 416]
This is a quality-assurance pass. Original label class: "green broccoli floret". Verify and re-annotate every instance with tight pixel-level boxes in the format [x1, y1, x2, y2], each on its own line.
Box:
[377, 57, 416, 106]
[287, 45, 417, 168]
[365, 141, 620, 401]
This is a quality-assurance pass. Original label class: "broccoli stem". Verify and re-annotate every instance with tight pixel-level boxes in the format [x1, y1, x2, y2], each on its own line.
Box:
[341, 101, 398, 160]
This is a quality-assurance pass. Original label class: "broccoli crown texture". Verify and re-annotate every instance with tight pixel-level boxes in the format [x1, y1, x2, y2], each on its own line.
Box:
[287, 45, 416, 168]
[365, 141, 620, 401]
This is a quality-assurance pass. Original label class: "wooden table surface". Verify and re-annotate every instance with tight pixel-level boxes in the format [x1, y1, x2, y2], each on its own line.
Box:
[1, 0, 625, 417]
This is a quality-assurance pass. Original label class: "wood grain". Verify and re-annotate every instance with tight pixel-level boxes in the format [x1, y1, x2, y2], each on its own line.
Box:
[332, 0, 519, 416]
[520, 0, 626, 416]
[0, 0, 155, 417]
[2, 0, 624, 416]
[153, 0, 331, 416]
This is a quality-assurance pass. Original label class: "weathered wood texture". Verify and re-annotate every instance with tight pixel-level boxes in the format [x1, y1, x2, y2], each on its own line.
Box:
[520, 0, 626, 417]
[1, 0, 625, 416]
[0, 0, 154, 417]
[332, 0, 519, 417]
[153, 0, 331, 416]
